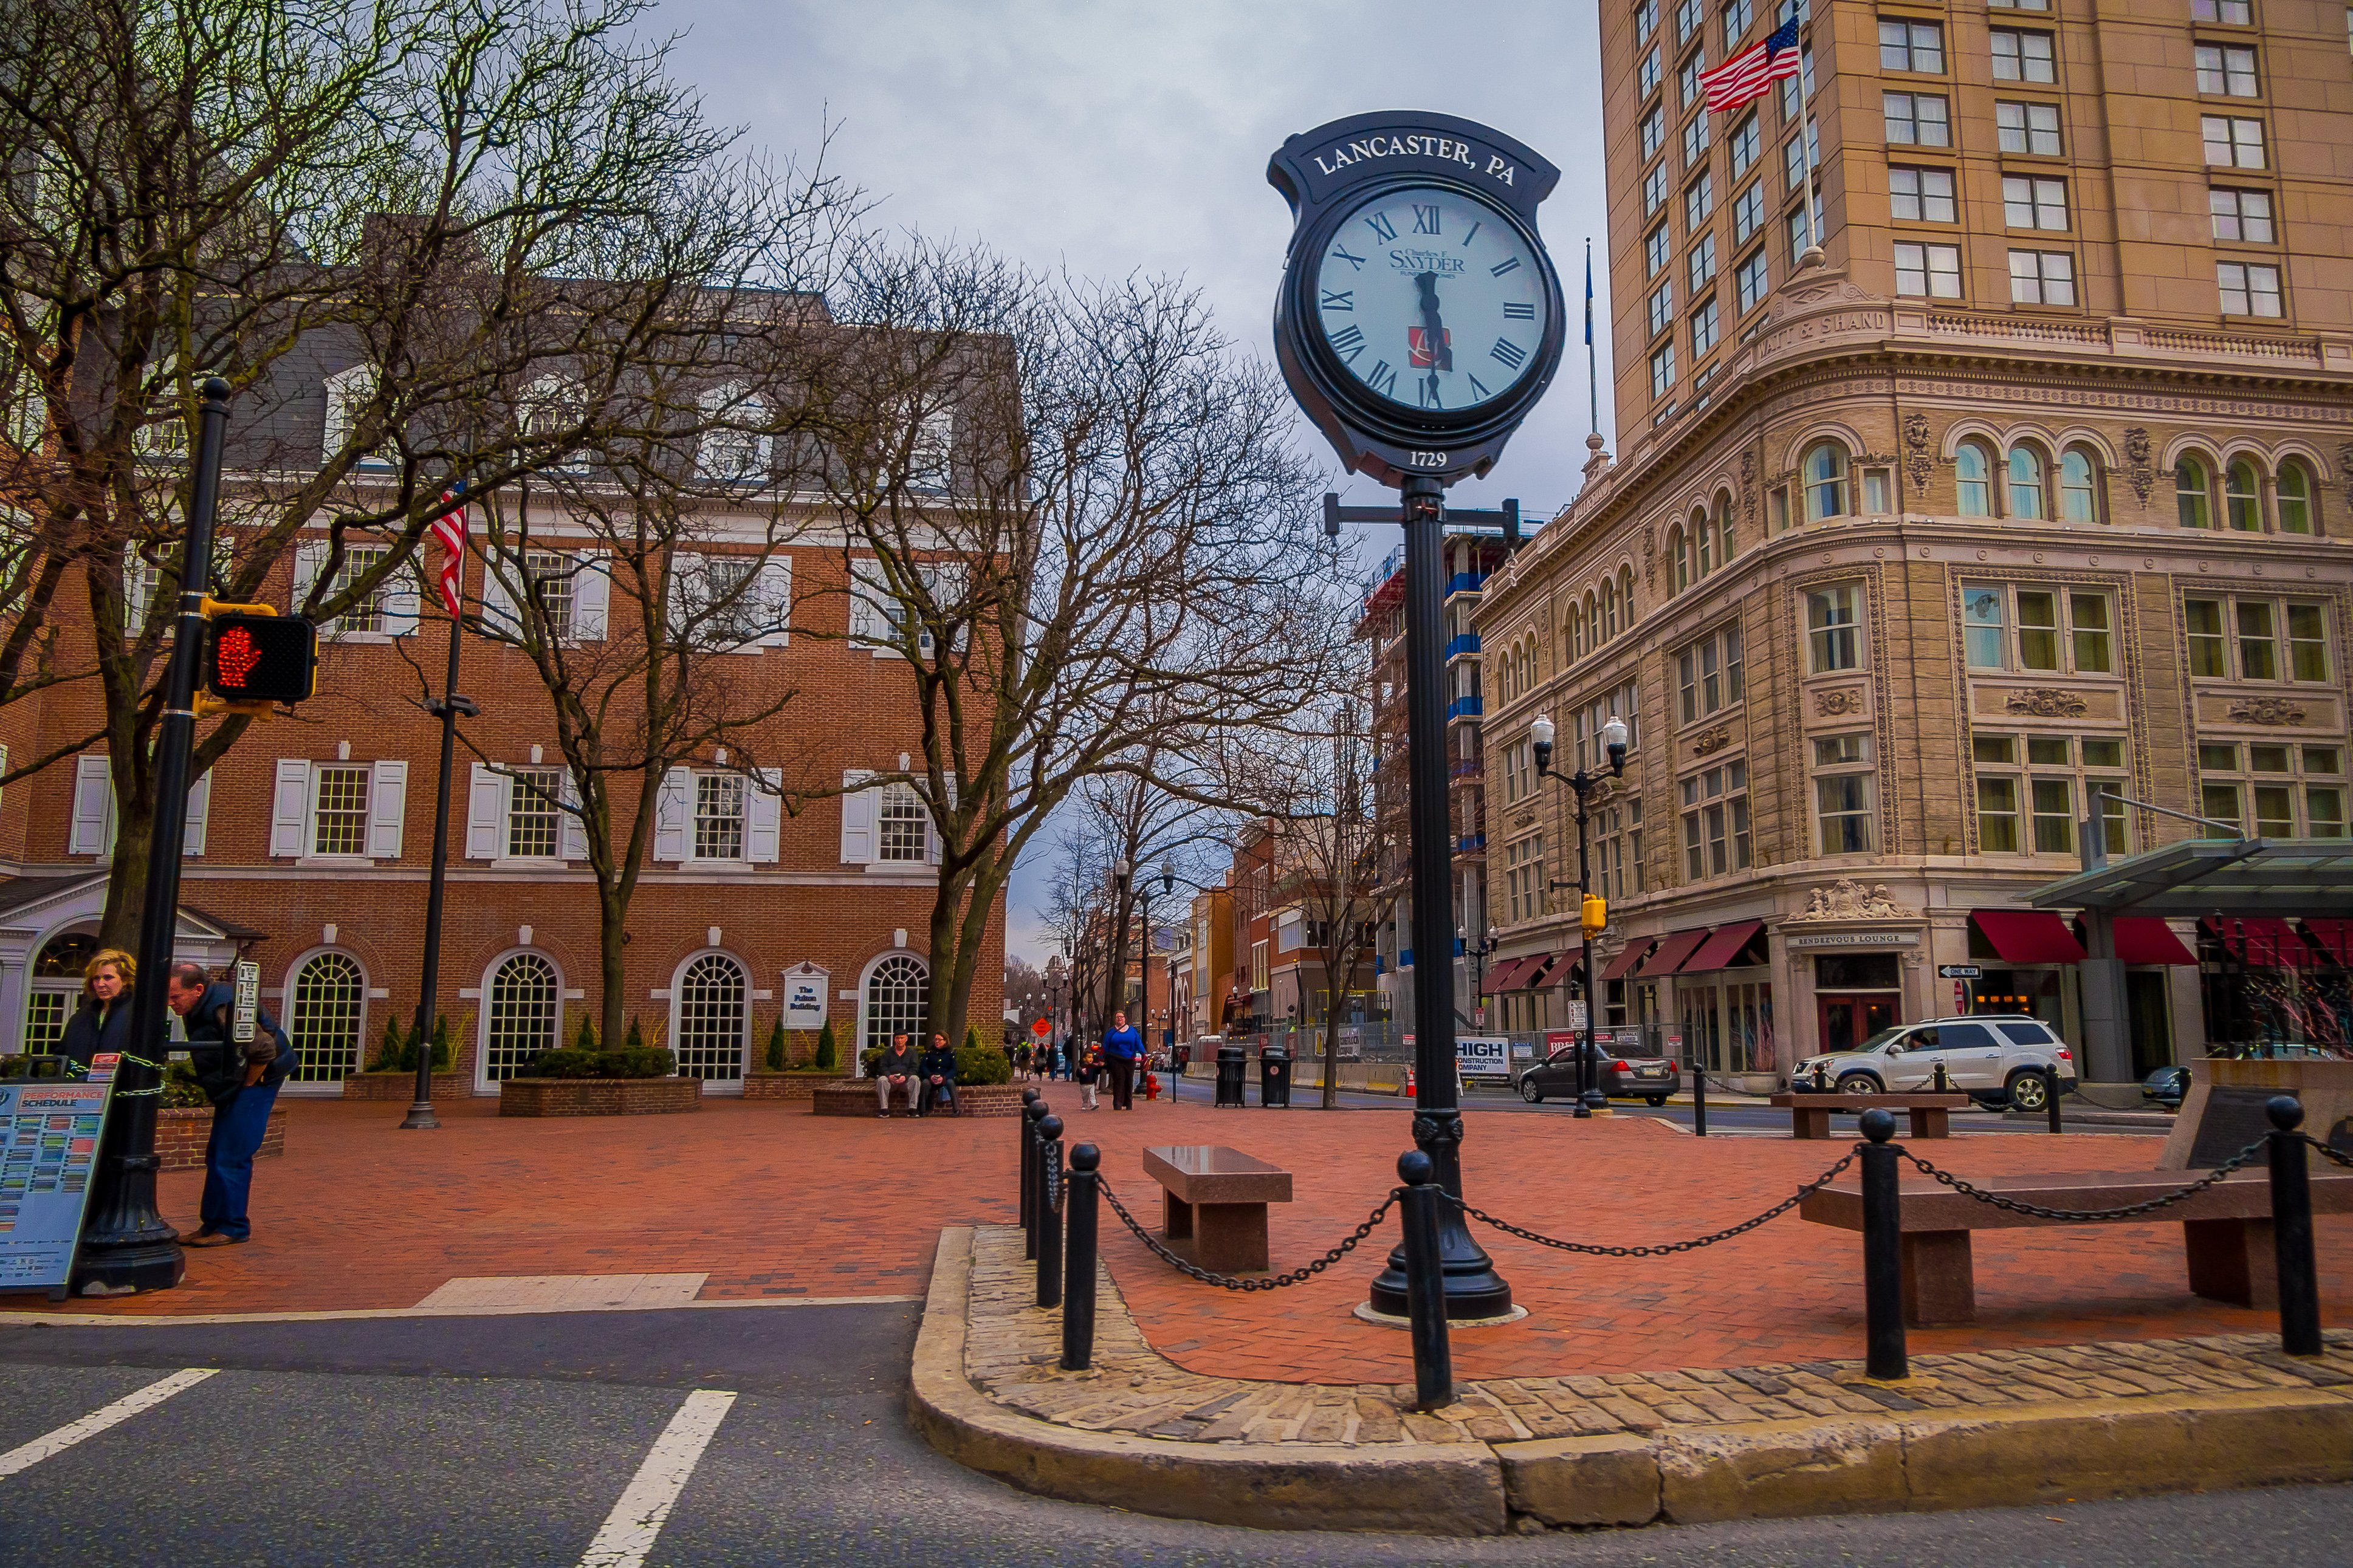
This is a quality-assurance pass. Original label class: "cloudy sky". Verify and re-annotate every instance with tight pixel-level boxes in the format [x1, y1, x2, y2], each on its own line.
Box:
[658, 0, 1616, 962]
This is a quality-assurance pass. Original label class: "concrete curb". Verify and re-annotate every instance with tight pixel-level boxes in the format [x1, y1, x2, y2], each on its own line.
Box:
[910, 1228, 2353, 1535]
[904, 1228, 1508, 1535]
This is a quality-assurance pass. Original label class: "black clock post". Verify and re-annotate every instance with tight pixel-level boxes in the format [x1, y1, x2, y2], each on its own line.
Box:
[1269, 112, 1567, 1321]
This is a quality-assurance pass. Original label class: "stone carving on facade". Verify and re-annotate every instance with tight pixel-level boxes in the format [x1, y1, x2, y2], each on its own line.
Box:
[1813, 687, 1866, 717]
[2005, 688, 2089, 718]
[2228, 696, 2307, 727]
[2338, 442, 2353, 513]
[1788, 879, 1915, 922]
[1691, 724, 1734, 756]
[1641, 523, 1657, 589]
[1739, 450, 1756, 526]
[1902, 412, 1932, 496]
[2125, 427, 2154, 505]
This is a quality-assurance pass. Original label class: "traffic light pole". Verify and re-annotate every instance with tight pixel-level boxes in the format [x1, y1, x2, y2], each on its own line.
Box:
[405, 496, 477, 1130]
[76, 377, 236, 1295]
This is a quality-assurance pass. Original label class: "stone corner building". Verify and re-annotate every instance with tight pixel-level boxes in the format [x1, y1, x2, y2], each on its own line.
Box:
[1474, 0, 2352, 1084]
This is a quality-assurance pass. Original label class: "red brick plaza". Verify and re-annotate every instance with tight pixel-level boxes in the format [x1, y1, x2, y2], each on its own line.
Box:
[17, 1094, 2347, 1387]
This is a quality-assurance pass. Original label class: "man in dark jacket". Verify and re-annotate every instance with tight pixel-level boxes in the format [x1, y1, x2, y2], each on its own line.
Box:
[167, 961, 296, 1247]
[873, 1033, 920, 1117]
[917, 1032, 959, 1117]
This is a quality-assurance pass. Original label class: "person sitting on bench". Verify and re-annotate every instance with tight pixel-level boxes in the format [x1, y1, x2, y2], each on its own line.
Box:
[873, 1033, 919, 1117]
[918, 1032, 959, 1117]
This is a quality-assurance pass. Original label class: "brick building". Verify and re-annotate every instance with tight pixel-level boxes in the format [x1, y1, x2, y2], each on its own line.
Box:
[0, 338, 1003, 1094]
[1473, 0, 2353, 1086]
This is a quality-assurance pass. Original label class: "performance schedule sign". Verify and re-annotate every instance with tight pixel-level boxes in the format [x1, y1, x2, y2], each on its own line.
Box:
[0, 1059, 117, 1293]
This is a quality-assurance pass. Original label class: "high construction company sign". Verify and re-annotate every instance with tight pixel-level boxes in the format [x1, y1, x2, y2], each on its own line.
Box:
[0, 1055, 119, 1295]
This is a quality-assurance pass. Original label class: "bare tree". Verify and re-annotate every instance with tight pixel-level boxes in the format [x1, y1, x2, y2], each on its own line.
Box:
[0, 0, 848, 948]
[783, 244, 1353, 1048]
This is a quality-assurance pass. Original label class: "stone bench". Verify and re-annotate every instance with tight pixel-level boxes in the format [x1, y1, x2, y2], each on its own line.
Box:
[1769, 1091, 1971, 1140]
[1142, 1145, 1294, 1274]
[1800, 1166, 2353, 1326]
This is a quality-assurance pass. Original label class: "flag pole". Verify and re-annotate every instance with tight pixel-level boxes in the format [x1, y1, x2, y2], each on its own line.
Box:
[404, 486, 477, 1129]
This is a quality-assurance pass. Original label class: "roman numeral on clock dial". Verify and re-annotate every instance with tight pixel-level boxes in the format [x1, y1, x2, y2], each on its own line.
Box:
[1364, 211, 1398, 242]
[1320, 289, 1354, 311]
[1367, 360, 1398, 398]
[1327, 324, 1365, 361]
[1412, 204, 1441, 235]
[1490, 338, 1528, 369]
[1503, 301, 1536, 320]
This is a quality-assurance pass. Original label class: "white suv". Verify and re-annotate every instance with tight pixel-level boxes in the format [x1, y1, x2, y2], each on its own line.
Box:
[1788, 1015, 2077, 1110]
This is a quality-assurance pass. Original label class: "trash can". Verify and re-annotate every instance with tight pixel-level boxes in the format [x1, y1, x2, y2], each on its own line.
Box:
[1259, 1042, 1291, 1108]
[1214, 1042, 1247, 1108]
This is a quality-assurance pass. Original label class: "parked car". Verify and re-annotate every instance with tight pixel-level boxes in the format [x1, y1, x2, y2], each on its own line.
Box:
[2142, 1064, 2191, 1111]
[1787, 1015, 2077, 1110]
[1516, 1042, 1682, 1106]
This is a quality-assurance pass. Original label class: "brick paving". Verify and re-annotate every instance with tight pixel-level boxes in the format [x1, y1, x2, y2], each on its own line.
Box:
[13, 1089, 2347, 1400]
[963, 1224, 2353, 1449]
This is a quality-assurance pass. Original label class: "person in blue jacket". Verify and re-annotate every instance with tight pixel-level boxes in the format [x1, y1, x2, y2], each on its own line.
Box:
[1101, 1010, 1143, 1111]
[166, 962, 296, 1247]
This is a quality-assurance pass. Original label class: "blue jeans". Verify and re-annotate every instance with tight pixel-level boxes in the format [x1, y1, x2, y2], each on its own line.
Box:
[200, 1079, 281, 1240]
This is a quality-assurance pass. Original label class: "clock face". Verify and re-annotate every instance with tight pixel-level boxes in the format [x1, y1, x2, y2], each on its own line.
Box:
[1310, 185, 1549, 416]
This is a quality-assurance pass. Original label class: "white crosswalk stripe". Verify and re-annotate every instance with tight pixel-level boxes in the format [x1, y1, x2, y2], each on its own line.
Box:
[575, 1388, 737, 1568]
[0, 1368, 221, 1479]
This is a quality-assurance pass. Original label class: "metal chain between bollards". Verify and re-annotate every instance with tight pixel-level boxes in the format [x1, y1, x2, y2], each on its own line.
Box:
[1451, 1149, 1860, 1257]
[2304, 1134, 2353, 1170]
[1897, 1133, 2269, 1221]
[1096, 1176, 1399, 1291]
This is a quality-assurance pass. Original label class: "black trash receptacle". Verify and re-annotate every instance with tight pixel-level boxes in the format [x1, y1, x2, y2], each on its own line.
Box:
[1259, 1044, 1291, 1108]
[1214, 1042, 1247, 1108]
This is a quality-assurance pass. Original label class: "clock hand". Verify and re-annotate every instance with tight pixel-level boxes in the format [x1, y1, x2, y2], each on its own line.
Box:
[1414, 272, 1452, 372]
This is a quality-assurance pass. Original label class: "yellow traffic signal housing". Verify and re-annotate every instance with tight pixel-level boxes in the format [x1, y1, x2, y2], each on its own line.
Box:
[1581, 894, 1607, 936]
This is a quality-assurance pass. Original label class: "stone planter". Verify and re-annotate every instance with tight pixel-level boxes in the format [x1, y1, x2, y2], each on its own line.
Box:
[811, 1080, 1023, 1118]
[343, 1070, 473, 1101]
[741, 1072, 856, 1102]
[498, 1077, 702, 1117]
[156, 1104, 286, 1171]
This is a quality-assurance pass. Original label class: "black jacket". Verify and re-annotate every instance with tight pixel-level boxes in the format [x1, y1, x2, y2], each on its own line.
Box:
[182, 981, 297, 1105]
[918, 1046, 958, 1082]
[874, 1044, 919, 1080]
[59, 995, 134, 1069]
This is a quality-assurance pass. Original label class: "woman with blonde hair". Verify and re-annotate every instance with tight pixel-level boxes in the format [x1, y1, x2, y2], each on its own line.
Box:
[60, 947, 137, 1069]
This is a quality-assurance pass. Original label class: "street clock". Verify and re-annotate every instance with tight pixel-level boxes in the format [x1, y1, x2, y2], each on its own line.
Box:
[1269, 111, 1567, 486]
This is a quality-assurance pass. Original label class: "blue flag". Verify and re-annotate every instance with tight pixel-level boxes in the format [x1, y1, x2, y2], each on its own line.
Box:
[1583, 245, 1593, 347]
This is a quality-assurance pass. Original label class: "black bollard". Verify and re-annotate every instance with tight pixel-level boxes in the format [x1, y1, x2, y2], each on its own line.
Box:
[1813, 1060, 1829, 1093]
[2266, 1096, 2322, 1356]
[1019, 1087, 1040, 1231]
[1691, 1057, 1708, 1138]
[1062, 1143, 1100, 1371]
[2044, 1064, 2063, 1134]
[1859, 1108, 1907, 1381]
[1932, 1059, 1949, 1094]
[1036, 1114, 1064, 1310]
[1023, 1100, 1048, 1261]
[1396, 1149, 1455, 1412]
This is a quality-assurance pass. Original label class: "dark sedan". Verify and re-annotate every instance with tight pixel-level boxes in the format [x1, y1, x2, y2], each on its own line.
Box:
[1516, 1044, 1682, 1106]
[2143, 1064, 2190, 1111]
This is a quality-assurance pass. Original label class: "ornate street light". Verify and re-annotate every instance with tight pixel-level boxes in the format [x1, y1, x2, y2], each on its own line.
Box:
[1532, 713, 1629, 1118]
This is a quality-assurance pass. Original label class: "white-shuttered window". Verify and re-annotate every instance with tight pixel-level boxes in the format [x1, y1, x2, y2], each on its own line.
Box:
[878, 781, 929, 862]
[507, 767, 563, 858]
[312, 765, 371, 855]
[695, 773, 746, 861]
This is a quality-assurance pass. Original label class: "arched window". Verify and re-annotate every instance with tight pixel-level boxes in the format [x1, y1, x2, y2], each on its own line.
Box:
[1582, 591, 1598, 649]
[1599, 577, 1618, 640]
[1714, 496, 1736, 566]
[2006, 445, 2046, 520]
[674, 953, 747, 1081]
[2059, 447, 2100, 523]
[1667, 524, 1689, 594]
[1694, 508, 1714, 577]
[1565, 604, 1583, 660]
[1955, 440, 1994, 517]
[2176, 456, 2213, 529]
[24, 931, 96, 1056]
[2225, 459, 2261, 531]
[288, 951, 365, 1083]
[1804, 443, 1848, 521]
[483, 953, 560, 1081]
[864, 954, 930, 1058]
[1618, 566, 1635, 629]
[2277, 459, 2316, 535]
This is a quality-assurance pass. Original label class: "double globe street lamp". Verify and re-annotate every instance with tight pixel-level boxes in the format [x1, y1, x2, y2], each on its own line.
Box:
[1529, 712, 1629, 1120]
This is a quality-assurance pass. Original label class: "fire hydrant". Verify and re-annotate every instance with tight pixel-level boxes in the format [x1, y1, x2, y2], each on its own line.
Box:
[1142, 1071, 1160, 1101]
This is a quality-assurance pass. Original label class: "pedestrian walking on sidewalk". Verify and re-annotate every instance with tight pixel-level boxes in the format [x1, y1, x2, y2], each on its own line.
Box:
[1077, 1042, 1103, 1110]
[59, 948, 137, 1070]
[1102, 1011, 1142, 1111]
[167, 961, 295, 1247]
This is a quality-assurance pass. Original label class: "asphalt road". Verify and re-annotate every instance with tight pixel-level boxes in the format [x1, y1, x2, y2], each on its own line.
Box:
[2, 1304, 2345, 1567]
[1164, 1070, 2163, 1135]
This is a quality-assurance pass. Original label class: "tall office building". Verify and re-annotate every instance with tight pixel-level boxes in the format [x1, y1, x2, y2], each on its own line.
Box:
[1475, 0, 2353, 1086]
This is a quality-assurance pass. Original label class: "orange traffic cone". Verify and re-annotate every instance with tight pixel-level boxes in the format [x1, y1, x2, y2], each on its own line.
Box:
[1402, 1064, 1415, 1097]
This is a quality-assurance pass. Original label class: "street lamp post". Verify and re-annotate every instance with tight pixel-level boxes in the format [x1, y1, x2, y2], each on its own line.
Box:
[1460, 924, 1498, 1029]
[1533, 712, 1629, 1119]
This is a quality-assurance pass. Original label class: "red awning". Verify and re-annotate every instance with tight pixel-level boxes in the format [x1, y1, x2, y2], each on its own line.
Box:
[1599, 939, 1657, 982]
[2305, 919, 2353, 967]
[1536, 952, 1579, 988]
[1633, 928, 1712, 977]
[1971, 910, 2087, 965]
[1482, 956, 1537, 994]
[2204, 916, 2317, 967]
[1678, 919, 1766, 974]
[2112, 917, 2197, 966]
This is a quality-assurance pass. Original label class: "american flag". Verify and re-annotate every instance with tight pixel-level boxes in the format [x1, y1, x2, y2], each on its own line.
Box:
[430, 485, 467, 618]
[1700, 18, 1802, 114]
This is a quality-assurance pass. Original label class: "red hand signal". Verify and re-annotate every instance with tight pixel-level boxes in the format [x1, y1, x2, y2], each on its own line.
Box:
[216, 626, 263, 688]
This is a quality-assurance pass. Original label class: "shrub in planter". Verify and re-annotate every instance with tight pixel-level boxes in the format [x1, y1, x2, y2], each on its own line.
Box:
[763, 1018, 786, 1072]
[375, 1015, 455, 1073]
[371, 1016, 407, 1072]
[162, 1060, 210, 1109]
[955, 1038, 1011, 1086]
[527, 1046, 676, 1080]
[812, 1020, 837, 1072]
[572, 1014, 600, 1053]
[860, 1046, 882, 1076]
